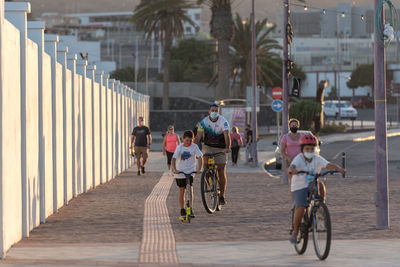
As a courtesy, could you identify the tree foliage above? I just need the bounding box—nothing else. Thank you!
[132,0,195,109]
[169,38,214,82]
[230,14,282,97]
[347,63,393,90]
[289,100,321,130]
[109,66,145,82]
[197,0,234,99]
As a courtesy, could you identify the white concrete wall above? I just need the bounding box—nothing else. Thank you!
[84,77,93,191]
[101,84,107,183]
[42,53,54,219]
[1,19,22,257]
[75,74,84,195]
[93,81,100,187]
[25,38,40,232]
[65,69,73,202]
[0,0,150,257]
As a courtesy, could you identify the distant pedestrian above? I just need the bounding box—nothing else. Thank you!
[163,125,180,175]
[230,127,243,166]
[280,118,304,180]
[245,124,253,164]
[130,116,152,176]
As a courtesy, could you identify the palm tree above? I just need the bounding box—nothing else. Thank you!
[230,14,282,98]
[132,0,195,109]
[198,0,234,100]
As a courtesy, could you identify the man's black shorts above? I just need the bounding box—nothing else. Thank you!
[175,177,193,188]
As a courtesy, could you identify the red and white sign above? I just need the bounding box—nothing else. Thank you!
[272,87,283,100]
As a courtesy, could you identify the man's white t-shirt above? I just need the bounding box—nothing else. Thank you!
[173,143,203,179]
[290,154,329,192]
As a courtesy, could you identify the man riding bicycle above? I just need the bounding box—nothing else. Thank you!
[195,103,230,205]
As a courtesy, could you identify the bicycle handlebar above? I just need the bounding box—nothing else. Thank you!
[297,170,340,178]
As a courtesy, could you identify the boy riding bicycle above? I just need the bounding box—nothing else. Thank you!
[288,134,345,244]
[171,131,203,218]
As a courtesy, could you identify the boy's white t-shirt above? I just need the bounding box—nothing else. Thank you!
[290,153,329,192]
[173,143,203,179]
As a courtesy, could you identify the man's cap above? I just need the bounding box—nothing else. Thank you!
[210,103,219,108]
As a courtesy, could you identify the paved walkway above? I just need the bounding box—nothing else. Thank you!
[0,145,399,266]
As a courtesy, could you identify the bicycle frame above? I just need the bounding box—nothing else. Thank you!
[179,172,196,223]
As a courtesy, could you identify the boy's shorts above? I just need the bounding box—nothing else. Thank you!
[293,186,310,207]
[176,177,193,188]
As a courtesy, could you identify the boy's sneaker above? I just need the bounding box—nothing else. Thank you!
[219,196,226,205]
[141,166,145,174]
[180,209,186,217]
[137,171,141,176]
[189,210,195,218]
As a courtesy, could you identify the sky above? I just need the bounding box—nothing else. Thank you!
[28,0,374,23]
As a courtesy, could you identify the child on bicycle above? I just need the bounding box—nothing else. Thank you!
[171,130,203,218]
[288,134,345,244]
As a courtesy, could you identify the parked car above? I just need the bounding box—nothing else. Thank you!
[272,130,321,169]
[323,100,358,120]
[351,96,374,109]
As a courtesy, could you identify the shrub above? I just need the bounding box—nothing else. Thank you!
[320,121,347,134]
[289,100,321,130]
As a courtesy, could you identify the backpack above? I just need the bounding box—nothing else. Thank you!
[232,138,239,148]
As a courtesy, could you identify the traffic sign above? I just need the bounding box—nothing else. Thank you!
[272,87,283,100]
[272,99,283,112]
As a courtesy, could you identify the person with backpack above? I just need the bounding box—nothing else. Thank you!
[230,126,243,166]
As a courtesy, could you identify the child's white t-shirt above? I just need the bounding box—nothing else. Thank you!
[173,143,203,179]
[290,154,329,192]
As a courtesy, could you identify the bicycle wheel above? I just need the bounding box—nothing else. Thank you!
[312,202,331,260]
[200,169,217,213]
[292,206,308,255]
[216,172,222,211]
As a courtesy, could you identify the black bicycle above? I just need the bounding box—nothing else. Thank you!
[290,170,342,260]
[200,152,225,214]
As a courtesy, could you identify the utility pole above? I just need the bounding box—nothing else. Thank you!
[251,0,258,167]
[281,0,289,184]
[374,0,389,229]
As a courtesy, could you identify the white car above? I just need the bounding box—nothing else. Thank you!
[323,100,358,120]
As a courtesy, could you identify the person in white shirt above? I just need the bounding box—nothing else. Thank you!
[288,134,345,244]
[172,130,203,218]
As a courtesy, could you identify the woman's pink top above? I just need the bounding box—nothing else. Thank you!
[230,133,243,147]
[166,133,178,153]
[281,133,304,160]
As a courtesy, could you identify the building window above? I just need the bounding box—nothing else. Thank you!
[195,13,200,20]
[186,27,192,33]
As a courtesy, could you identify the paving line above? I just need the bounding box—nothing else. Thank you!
[139,172,178,264]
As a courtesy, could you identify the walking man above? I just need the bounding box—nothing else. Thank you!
[130,116,152,176]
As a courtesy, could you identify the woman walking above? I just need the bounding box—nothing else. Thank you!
[163,125,180,175]
[230,127,243,166]
[280,118,304,180]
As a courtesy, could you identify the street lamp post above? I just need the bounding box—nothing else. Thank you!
[336,13,342,120]
[282,0,289,184]
[251,0,258,166]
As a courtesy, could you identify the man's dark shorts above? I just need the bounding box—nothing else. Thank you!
[175,177,193,188]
